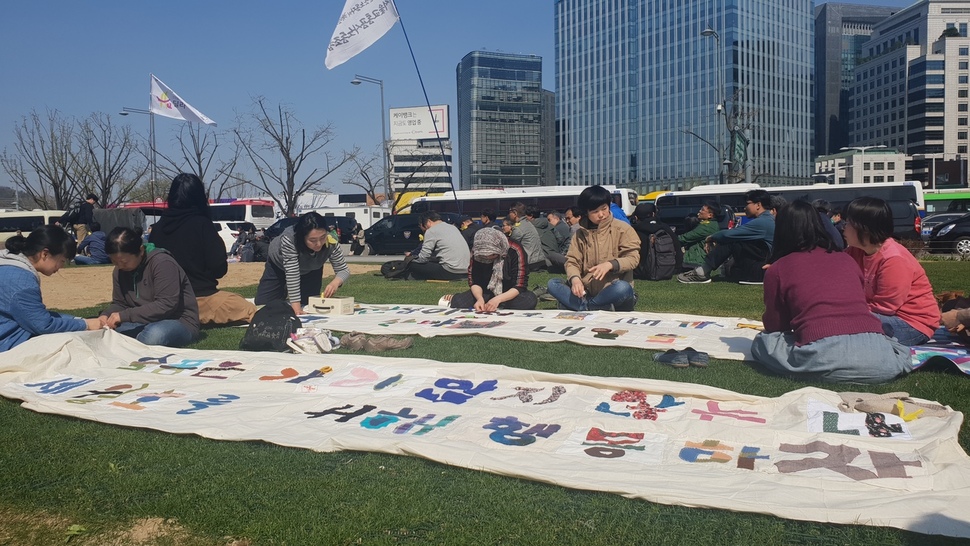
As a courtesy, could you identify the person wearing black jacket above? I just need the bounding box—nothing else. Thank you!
[149,173,257,325]
[630,203,683,279]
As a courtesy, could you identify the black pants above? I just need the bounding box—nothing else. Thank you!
[704,240,771,282]
[254,261,322,306]
[407,261,466,281]
[450,289,538,310]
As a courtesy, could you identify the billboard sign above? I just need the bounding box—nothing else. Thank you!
[389,105,449,140]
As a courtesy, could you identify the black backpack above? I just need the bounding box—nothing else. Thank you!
[239,300,301,352]
[380,256,414,280]
[640,230,678,281]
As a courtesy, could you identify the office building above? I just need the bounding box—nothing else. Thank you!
[456,51,553,189]
[814,3,900,156]
[555,0,815,191]
[849,0,970,188]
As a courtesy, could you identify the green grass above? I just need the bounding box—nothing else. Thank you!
[1,263,969,544]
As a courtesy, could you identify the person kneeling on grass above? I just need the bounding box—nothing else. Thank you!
[100,227,200,348]
[750,200,911,384]
[448,228,537,311]
[546,185,640,311]
[0,226,102,351]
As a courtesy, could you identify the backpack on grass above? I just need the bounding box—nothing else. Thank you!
[239,299,301,352]
[379,256,414,280]
[638,230,678,281]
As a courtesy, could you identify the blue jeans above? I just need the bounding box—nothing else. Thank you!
[115,320,196,347]
[74,255,109,265]
[873,313,930,346]
[546,278,635,311]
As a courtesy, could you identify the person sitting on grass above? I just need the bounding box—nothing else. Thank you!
[546,185,640,311]
[0,226,101,351]
[406,211,470,281]
[255,211,350,316]
[751,200,911,383]
[677,189,775,284]
[74,222,110,265]
[448,228,537,311]
[843,196,939,346]
[100,227,200,347]
[677,200,721,271]
[507,202,546,271]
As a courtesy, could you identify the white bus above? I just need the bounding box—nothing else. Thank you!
[0,210,67,244]
[311,204,392,230]
[408,185,640,218]
[654,181,924,239]
[120,198,277,230]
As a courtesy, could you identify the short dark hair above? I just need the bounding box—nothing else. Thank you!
[769,200,837,263]
[812,199,832,215]
[525,205,540,218]
[702,200,722,220]
[105,226,144,255]
[5,225,77,260]
[418,211,441,228]
[745,189,773,210]
[844,196,894,245]
[566,206,584,218]
[509,202,527,217]
[86,193,99,203]
[577,185,612,213]
[293,212,329,253]
[90,221,101,232]
[769,195,788,211]
[481,209,495,222]
[167,173,211,218]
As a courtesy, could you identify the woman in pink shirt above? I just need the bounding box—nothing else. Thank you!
[843,197,939,346]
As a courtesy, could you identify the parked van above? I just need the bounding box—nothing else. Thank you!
[0,210,67,245]
[363,213,462,255]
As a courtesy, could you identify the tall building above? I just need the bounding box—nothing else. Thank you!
[848,0,970,188]
[814,3,900,156]
[555,0,815,191]
[456,51,552,189]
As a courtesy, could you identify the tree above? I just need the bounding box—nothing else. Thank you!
[341,151,385,204]
[158,124,246,200]
[234,97,357,216]
[942,27,962,39]
[0,109,77,210]
[71,113,146,207]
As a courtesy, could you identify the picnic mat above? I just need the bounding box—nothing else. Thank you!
[2,330,970,538]
[911,329,970,374]
[299,305,763,361]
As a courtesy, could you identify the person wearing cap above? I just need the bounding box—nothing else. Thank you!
[448,228,536,311]
[459,214,481,249]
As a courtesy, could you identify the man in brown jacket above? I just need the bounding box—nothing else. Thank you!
[545,185,640,311]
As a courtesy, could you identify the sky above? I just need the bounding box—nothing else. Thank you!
[0,0,921,197]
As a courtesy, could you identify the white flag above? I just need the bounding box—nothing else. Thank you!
[325,0,400,70]
[149,74,217,126]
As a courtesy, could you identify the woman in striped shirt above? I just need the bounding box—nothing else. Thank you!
[255,212,350,316]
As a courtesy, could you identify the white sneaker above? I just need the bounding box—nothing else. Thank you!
[677,270,711,284]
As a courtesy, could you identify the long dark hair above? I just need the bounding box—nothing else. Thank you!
[167,173,211,218]
[768,200,837,263]
[293,212,328,253]
[5,225,77,260]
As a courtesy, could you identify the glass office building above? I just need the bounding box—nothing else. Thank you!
[457,51,549,189]
[555,0,815,190]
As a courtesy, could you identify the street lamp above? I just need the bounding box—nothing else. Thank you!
[702,27,727,185]
[350,74,391,201]
[840,145,887,184]
[119,106,158,202]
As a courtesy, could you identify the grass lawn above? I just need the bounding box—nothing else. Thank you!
[1,262,969,545]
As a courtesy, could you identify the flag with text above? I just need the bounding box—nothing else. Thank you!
[326,0,400,70]
[149,74,217,126]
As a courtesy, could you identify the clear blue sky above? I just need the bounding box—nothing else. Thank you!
[0,0,919,195]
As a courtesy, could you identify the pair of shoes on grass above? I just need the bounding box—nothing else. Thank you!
[287,328,340,354]
[533,285,556,301]
[653,347,709,368]
[339,331,413,353]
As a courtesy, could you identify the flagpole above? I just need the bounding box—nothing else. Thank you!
[120,106,158,203]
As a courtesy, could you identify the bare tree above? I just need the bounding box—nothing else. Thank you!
[71,113,146,207]
[0,109,77,209]
[341,152,385,204]
[157,124,246,200]
[234,97,357,216]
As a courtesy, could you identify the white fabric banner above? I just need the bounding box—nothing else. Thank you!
[301,305,762,361]
[2,331,970,538]
[325,0,400,70]
[150,74,217,126]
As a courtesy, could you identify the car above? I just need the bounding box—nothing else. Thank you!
[264,215,356,245]
[213,221,256,254]
[921,212,968,241]
[364,212,462,255]
[927,213,970,257]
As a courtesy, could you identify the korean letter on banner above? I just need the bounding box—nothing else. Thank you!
[149,74,217,126]
[326,0,400,70]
